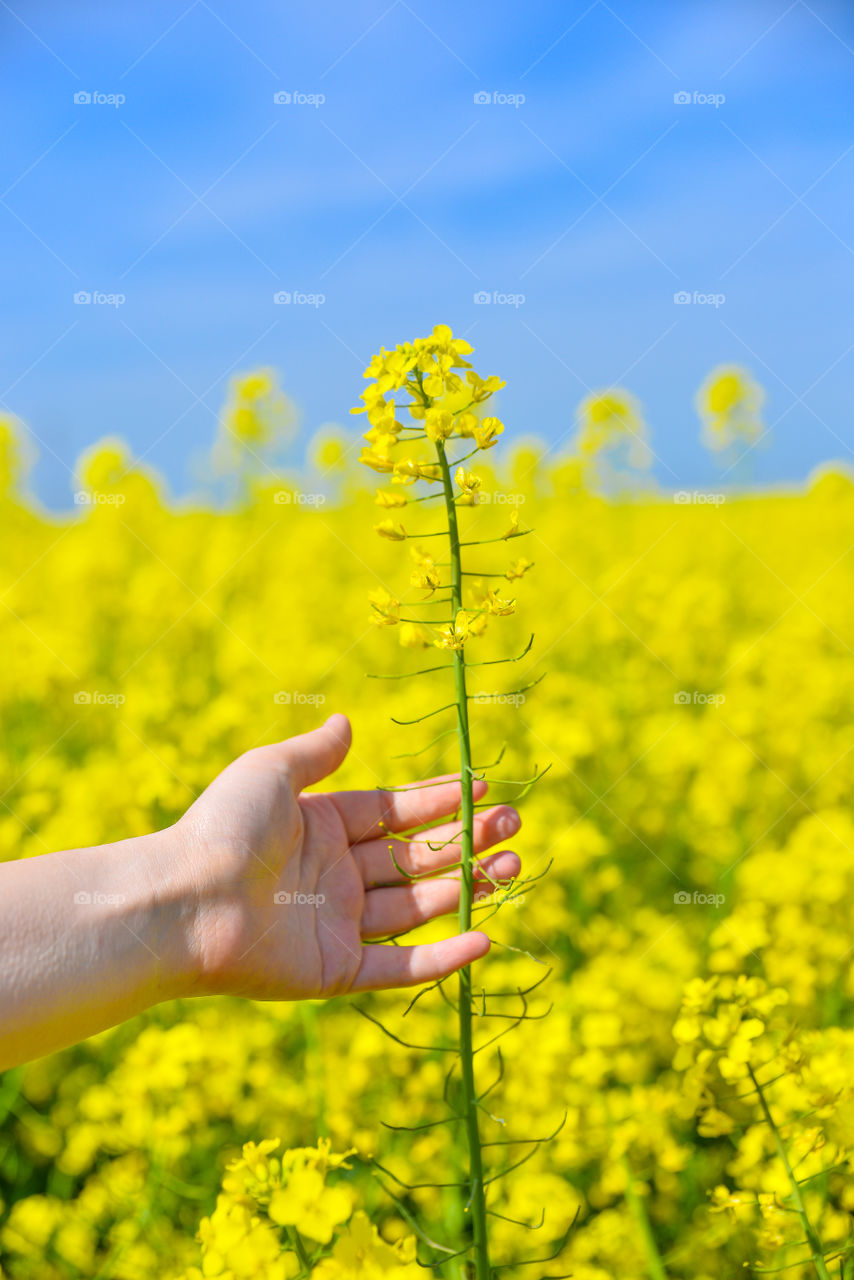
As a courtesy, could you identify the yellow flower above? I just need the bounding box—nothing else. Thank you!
[268,1169,353,1245]
[505,557,533,580]
[223,370,290,445]
[368,589,400,626]
[239,1138,281,1179]
[466,372,505,404]
[363,426,398,454]
[399,622,432,648]
[697,1108,736,1137]
[454,467,482,505]
[374,520,407,541]
[472,417,504,450]
[709,1186,753,1215]
[351,382,387,415]
[435,609,479,650]
[502,510,520,539]
[409,547,441,596]
[311,1212,421,1279]
[576,389,642,456]
[198,1199,290,1278]
[312,433,347,472]
[392,459,441,484]
[696,365,764,451]
[374,489,408,508]
[359,449,395,474]
[481,589,515,616]
[364,400,401,433]
[424,407,454,442]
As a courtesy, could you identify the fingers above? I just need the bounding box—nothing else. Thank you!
[350,931,492,993]
[276,714,352,792]
[361,849,521,938]
[331,773,488,846]
[356,804,521,887]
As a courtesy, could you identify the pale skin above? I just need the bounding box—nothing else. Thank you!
[0,714,521,1071]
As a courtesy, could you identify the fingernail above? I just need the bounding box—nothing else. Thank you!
[498,809,520,838]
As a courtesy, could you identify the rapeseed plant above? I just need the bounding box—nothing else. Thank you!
[354,325,556,1278]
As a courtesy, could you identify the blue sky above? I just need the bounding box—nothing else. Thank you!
[1,0,853,505]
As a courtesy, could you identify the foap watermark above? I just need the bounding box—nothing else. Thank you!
[674,290,725,308]
[474,91,525,108]
[674,890,725,908]
[477,492,525,506]
[673,491,725,506]
[74,290,126,307]
[474,290,525,307]
[273,290,325,307]
[273,891,326,906]
[74,691,126,706]
[472,692,527,708]
[474,887,525,907]
[273,491,326,507]
[273,90,325,107]
[74,490,126,506]
[74,890,127,905]
[674,691,725,707]
[673,90,725,108]
[74,90,125,107]
[274,691,326,706]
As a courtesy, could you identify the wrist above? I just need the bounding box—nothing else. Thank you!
[0,826,200,1069]
[118,825,202,1004]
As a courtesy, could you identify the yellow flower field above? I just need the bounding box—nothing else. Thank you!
[1,389,853,1278]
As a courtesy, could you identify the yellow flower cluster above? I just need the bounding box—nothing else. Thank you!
[354,327,528,657]
[354,323,505,468]
[696,365,764,452]
[353,323,505,491]
[170,1138,420,1280]
[0,401,853,1278]
[673,975,854,1273]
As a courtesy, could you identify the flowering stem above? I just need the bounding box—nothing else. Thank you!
[747,1066,831,1280]
[436,437,491,1280]
[286,1225,312,1276]
[621,1158,668,1280]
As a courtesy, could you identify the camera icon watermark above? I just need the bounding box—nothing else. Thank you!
[273,491,326,506]
[73,90,125,107]
[274,691,326,706]
[273,90,325,107]
[474,887,526,907]
[273,290,325,307]
[73,691,127,706]
[473,91,525,108]
[73,290,125,307]
[673,90,725,108]
[673,290,725,307]
[473,290,525,307]
[471,691,527,707]
[273,891,326,906]
[477,492,525,506]
[674,890,725,907]
[674,690,725,707]
[73,890,127,905]
[673,491,725,506]
[74,490,126,506]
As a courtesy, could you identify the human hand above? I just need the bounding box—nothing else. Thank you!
[174,714,521,999]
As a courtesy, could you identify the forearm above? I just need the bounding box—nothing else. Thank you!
[0,830,193,1070]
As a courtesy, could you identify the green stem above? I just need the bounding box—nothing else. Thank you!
[747,1066,831,1280]
[437,437,491,1280]
[622,1158,668,1280]
[286,1225,312,1276]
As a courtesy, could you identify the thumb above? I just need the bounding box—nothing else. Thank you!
[280,713,352,792]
